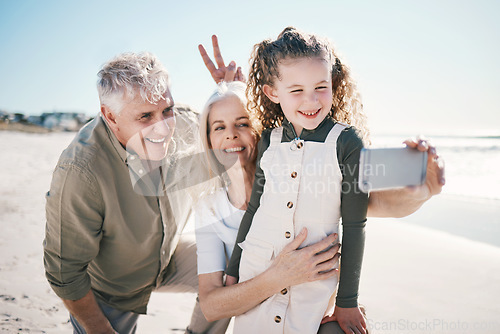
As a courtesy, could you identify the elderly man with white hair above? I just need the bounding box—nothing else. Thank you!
[43,52,227,334]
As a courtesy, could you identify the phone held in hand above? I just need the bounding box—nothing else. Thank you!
[358,147,427,193]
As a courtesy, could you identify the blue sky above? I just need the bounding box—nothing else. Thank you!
[0,0,499,135]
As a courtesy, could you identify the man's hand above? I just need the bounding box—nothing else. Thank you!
[198,35,245,83]
[324,305,367,334]
[62,290,116,334]
[403,136,445,200]
[368,136,446,218]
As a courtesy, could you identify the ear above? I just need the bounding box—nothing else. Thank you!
[101,105,119,131]
[262,84,280,104]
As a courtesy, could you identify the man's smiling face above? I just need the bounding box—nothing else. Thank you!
[104,90,176,161]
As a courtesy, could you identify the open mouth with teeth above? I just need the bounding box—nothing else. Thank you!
[145,137,166,144]
[223,147,245,153]
[298,109,321,117]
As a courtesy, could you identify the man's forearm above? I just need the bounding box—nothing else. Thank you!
[367,188,429,218]
[62,290,116,334]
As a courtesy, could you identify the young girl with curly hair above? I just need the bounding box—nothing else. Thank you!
[225,27,370,334]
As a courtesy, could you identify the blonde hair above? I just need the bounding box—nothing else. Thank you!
[198,81,261,196]
[97,52,170,114]
[246,26,370,144]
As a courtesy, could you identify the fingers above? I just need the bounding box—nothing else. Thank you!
[224,61,237,82]
[320,314,337,324]
[282,227,308,252]
[436,156,446,185]
[314,243,340,266]
[404,135,431,152]
[235,67,246,83]
[306,232,338,255]
[315,252,340,274]
[198,44,217,75]
[211,35,225,69]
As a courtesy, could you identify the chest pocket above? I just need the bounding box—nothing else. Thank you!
[238,237,275,283]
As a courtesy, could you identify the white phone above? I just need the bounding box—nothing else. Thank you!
[358,146,427,193]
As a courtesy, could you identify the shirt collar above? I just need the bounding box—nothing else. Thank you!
[281,115,333,141]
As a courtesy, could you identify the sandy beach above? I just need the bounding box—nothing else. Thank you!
[1,130,499,333]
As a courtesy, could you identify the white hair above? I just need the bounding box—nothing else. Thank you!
[97,52,170,114]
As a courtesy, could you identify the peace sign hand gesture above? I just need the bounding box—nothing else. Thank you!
[198,35,245,84]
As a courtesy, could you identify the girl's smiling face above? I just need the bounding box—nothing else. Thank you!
[208,96,258,168]
[263,57,333,135]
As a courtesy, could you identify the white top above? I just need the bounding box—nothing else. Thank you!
[194,188,245,274]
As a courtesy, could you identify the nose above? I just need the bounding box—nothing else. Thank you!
[304,90,319,104]
[152,114,175,136]
[225,127,238,140]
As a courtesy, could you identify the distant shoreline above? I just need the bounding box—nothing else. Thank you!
[0,121,52,133]
[0,121,79,134]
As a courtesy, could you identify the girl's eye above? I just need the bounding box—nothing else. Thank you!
[316,86,328,90]
[214,126,224,131]
[290,89,302,93]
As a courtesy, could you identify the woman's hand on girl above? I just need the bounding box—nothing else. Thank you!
[268,228,340,287]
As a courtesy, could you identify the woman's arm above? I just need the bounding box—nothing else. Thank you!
[198,228,340,321]
[367,137,445,218]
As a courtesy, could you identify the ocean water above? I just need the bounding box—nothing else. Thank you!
[370,133,500,200]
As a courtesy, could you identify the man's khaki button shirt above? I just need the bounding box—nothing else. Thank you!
[43,106,203,314]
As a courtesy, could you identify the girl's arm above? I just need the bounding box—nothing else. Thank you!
[198,228,340,321]
[334,127,369,334]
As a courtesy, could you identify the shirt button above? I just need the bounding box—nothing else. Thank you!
[291,171,297,178]
[285,231,291,238]
[162,250,166,255]
[297,141,303,149]
[281,288,288,295]
[130,156,135,160]
[274,315,282,323]
[287,201,293,209]
[139,169,144,175]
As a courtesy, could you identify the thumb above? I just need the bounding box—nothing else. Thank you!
[282,227,307,252]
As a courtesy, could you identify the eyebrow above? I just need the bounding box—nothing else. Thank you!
[286,80,330,89]
[162,105,174,113]
[211,116,249,125]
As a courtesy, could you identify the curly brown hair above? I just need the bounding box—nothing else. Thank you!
[246,27,370,144]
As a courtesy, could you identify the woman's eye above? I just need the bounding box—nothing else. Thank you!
[214,126,224,131]
[316,86,328,90]
[140,113,152,120]
[237,123,249,128]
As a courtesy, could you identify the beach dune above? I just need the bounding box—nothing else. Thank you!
[1,131,499,333]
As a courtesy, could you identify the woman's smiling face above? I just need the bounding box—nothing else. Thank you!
[208,96,258,169]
